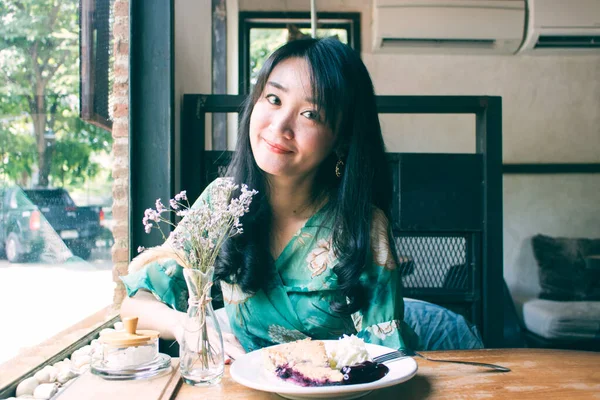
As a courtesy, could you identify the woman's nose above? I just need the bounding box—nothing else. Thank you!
[269,110,294,139]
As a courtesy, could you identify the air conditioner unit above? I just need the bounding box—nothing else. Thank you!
[518,0,600,54]
[372,0,526,54]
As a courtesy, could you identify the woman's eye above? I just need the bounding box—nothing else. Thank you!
[301,110,320,121]
[266,94,281,105]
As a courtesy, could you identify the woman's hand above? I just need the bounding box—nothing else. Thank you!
[210,329,246,364]
[122,290,246,363]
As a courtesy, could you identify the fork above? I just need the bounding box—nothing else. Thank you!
[373,348,511,372]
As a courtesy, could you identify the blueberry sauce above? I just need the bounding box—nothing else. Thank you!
[275,365,341,387]
[341,361,389,385]
[273,361,389,387]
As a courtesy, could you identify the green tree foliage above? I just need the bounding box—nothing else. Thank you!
[51,117,109,186]
[0,0,112,188]
[249,29,288,86]
[0,121,36,185]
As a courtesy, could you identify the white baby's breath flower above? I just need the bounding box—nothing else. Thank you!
[155,199,166,213]
[175,190,187,201]
[144,208,160,222]
[141,180,258,272]
[137,246,145,253]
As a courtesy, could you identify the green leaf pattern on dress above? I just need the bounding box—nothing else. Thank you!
[268,325,309,344]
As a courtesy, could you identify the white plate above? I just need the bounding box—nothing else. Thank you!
[230,341,418,400]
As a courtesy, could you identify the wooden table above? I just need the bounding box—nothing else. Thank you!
[176,349,600,399]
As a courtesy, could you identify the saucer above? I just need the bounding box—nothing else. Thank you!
[91,353,172,380]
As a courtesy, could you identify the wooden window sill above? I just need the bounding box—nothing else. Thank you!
[0,306,118,394]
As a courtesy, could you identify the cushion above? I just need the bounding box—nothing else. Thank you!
[403,298,484,351]
[531,234,600,301]
[523,299,600,340]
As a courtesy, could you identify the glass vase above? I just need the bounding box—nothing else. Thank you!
[180,266,224,386]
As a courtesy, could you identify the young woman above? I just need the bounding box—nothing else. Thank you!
[120,38,418,360]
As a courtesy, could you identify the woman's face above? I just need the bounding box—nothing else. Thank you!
[249,57,336,182]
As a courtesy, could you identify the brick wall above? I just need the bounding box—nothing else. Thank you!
[111,0,130,311]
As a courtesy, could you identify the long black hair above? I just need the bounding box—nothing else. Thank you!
[214,38,393,314]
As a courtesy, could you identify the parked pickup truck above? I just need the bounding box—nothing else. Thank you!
[0,187,104,262]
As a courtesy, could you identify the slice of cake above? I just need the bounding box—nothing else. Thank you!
[263,339,344,386]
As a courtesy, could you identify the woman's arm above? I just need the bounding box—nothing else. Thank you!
[352,208,419,350]
[119,178,246,357]
[120,289,184,340]
[120,289,247,361]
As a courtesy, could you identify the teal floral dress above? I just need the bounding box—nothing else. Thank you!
[121,179,418,353]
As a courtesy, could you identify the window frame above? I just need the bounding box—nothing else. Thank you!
[0,0,173,394]
[238,11,361,95]
[0,310,118,397]
[80,0,114,131]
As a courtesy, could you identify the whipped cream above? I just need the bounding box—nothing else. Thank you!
[327,335,370,369]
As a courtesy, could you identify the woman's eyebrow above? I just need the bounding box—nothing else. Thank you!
[266,81,287,92]
[266,80,316,104]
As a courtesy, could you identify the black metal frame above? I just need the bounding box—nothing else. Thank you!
[212,0,228,150]
[503,163,600,174]
[1,3,172,394]
[79,0,113,130]
[181,94,505,348]
[129,0,175,257]
[524,330,600,352]
[238,11,361,94]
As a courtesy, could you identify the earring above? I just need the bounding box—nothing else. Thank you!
[335,159,344,178]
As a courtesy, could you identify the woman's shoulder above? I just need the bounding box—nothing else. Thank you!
[369,206,393,244]
[370,205,391,229]
[369,206,397,270]
[127,244,180,274]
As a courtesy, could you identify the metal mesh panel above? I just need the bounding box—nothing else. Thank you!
[217,165,228,177]
[395,235,471,291]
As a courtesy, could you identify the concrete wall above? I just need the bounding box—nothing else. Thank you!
[175,0,213,189]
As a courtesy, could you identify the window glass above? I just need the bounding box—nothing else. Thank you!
[249,28,349,88]
[0,0,115,376]
[23,189,76,207]
[240,13,359,94]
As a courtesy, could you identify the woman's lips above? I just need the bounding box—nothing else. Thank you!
[264,138,292,154]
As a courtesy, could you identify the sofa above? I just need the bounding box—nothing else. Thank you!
[510,234,600,350]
